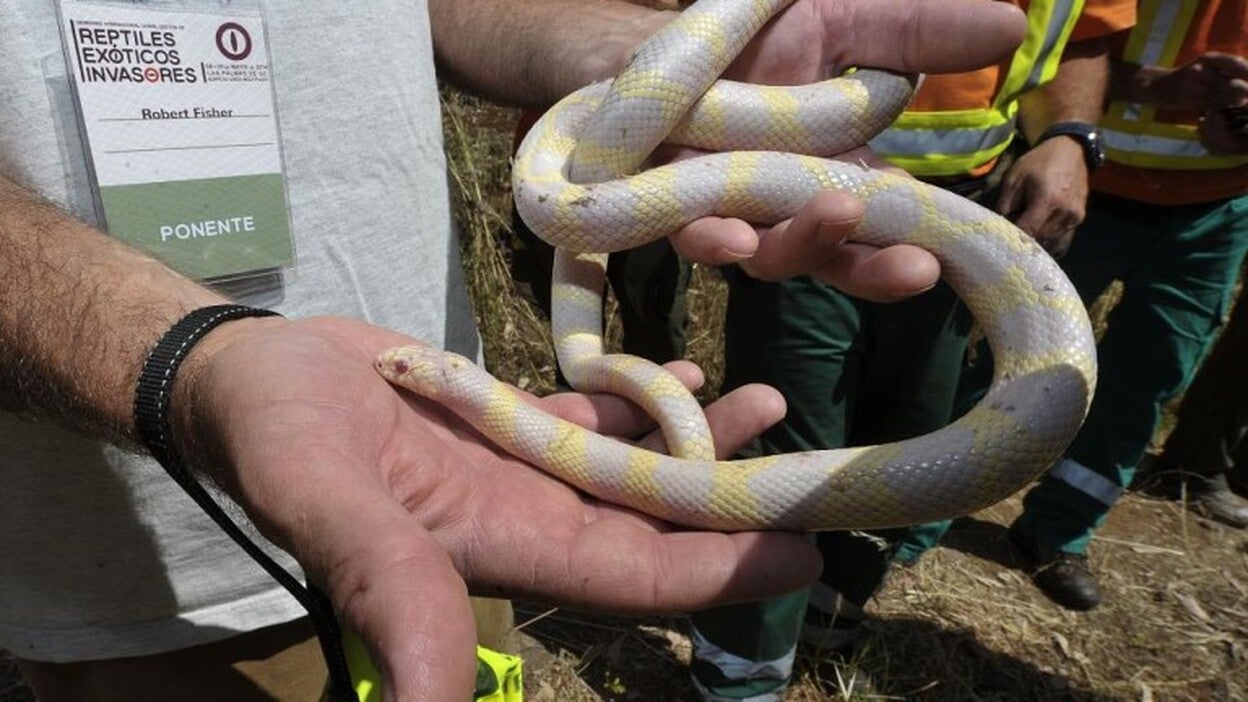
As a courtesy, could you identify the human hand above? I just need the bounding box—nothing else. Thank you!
[1145,52,1248,112]
[172,315,821,701]
[995,136,1090,257]
[667,0,1028,300]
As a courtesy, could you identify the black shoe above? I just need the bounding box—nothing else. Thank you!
[1190,474,1248,529]
[1007,524,1102,611]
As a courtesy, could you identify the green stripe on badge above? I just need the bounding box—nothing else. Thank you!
[99,173,294,280]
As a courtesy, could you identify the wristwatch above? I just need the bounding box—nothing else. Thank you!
[1035,121,1106,172]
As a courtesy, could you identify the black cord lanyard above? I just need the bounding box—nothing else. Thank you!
[133,305,359,701]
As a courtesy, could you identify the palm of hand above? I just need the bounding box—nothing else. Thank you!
[184,315,817,699]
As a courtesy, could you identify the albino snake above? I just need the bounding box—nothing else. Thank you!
[377,0,1097,531]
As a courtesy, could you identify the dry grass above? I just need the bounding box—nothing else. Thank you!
[3,88,1244,702]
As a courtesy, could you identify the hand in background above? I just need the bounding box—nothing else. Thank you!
[1147,52,1248,112]
[995,137,1090,258]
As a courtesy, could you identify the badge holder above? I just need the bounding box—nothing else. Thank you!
[57,0,295,298]
[56,3,354,699]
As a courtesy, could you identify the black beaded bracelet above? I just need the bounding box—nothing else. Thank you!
[133,304,281,468]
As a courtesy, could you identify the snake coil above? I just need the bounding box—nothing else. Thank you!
[378,0,1097,531]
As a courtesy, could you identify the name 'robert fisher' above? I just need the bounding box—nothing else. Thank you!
[140,107,235,119]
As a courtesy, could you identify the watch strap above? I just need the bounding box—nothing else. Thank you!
[1035,121,1105,172]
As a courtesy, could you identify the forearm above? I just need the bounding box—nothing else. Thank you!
[428,0,675,106]
[1019,37,1112,141]
[0,175,225,444]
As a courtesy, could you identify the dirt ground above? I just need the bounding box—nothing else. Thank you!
[512,488,1247,702]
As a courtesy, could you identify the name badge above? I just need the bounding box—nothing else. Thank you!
[58,0,294,281]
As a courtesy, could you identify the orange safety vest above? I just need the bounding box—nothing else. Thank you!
[1093,0,1248,204]
[870,0,1137,177]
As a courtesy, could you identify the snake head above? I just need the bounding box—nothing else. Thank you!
[376,344,445,398]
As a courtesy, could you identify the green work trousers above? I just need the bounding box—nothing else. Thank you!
[1157,257,1248,482]
[903,192,1248,557]
[688,271,971,700]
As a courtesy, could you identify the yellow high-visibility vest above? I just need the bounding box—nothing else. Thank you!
[1099,0,1248,171]
[870,0,1086,176]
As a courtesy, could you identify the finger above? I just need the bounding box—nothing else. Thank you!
[1047,229,1075,260]
[811,242,940,302]
[330,509,478,702]
[539,359,706,434]
[277,450,479,702]
[1031,203,1083,254]
[1220,77,1248,108]
[1201,111,1248,153]
[739,189,866,281]
[670,216,761,265]
[505,517,823,614]
[1011,201,1050,241]
[834,0,1027,75]
[637,383,786,458]
[1203,52,1248,81]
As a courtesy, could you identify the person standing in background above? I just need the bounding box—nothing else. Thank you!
[1137,259,1248,529]
[952,0,1248,612]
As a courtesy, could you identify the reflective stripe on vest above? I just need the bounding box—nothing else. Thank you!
[1050,457,1124,506]
[870,0,1084,176]
[1101,0,1248,170]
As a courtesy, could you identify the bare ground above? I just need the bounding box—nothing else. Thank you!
[510,493,1247,702]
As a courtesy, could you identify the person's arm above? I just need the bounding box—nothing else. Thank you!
[1111,52,1248,109]
[996,36,1113,256]
[0,170,822,699]
[1017,40,1113,142]
[429,0,672,106]
[1112,51,1248,154]
[429,0,1028,108]
[0,176,233,439]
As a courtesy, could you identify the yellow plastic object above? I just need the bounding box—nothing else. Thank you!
[343,631,523,701]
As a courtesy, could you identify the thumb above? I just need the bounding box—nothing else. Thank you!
[311,492,479,702]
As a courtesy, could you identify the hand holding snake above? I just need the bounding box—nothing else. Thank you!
[381,0,1092,532]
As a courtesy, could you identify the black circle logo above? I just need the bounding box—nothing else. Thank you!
[215,22,252,61]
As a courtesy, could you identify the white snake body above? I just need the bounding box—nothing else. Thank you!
[377,0,1098,531]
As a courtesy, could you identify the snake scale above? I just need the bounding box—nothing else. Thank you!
[377,0,1098,531]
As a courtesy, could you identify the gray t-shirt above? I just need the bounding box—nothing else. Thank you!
[0,1,480,661]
